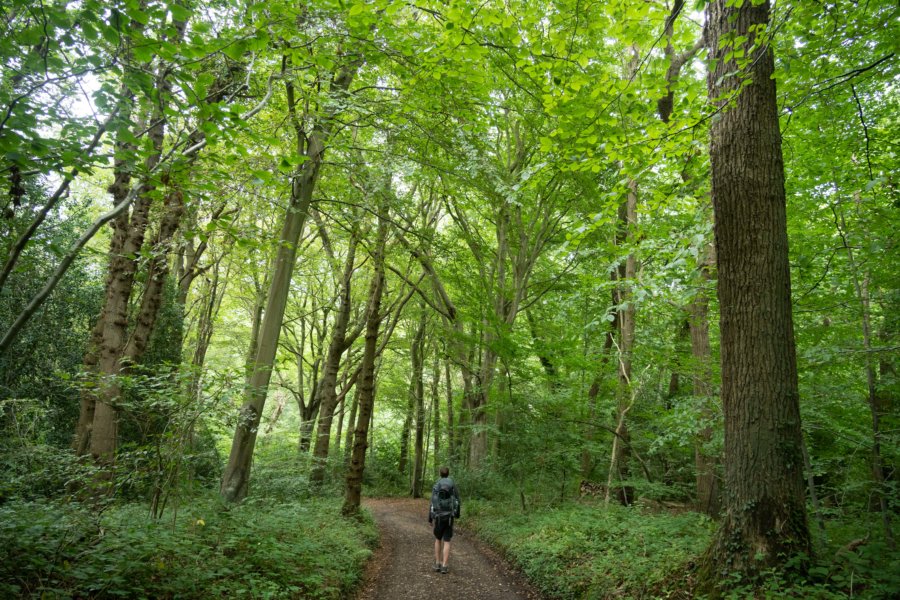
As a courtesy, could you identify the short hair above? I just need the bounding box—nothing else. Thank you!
[440,466,449,478]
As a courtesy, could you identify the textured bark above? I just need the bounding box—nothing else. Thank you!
[699,0,810,586]
[84,169,157,462]
[122,188,185,363]
[81,11,188,460]
[342,217,387,516]
[220,63,357,503]
[73,93,140,455]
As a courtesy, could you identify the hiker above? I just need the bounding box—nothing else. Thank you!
[428,466,461,574]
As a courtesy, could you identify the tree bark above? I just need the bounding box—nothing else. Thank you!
[606,173,637,506]
[444,348,456,464]
[410,309,427,498]
[699,0,810,586]
[432,350,441,476]
[398,371,413,475]
[220,61,357,502]
[310,234,361,484]
[342,216,387,516]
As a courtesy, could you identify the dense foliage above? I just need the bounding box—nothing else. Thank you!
[1,0,896,597]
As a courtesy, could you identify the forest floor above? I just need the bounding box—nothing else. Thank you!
[356,497,543,600]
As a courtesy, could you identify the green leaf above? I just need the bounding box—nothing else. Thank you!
[170,3,191,22]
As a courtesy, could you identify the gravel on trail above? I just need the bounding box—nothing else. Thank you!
[355,497,543,600]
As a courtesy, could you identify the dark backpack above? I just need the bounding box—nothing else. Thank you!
[432,479,458,519]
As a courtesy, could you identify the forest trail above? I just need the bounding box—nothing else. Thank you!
[356,498,542,600]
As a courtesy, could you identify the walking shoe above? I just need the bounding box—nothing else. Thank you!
[432,562,441,572]
[440,564,449,574]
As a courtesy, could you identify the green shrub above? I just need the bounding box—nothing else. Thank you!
[465,498,900,599]
[0,495,377,599]
[464,499,716,599]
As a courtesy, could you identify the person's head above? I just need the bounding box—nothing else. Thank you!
[440,466,449,478]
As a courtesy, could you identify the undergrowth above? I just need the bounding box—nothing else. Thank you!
[0,494,378,599]
[464,499,715,599]
[464,499,900,599]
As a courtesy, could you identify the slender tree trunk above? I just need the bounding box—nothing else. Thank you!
[606,174,637,506]
[344,390,358,460]
[220,64,357,503]
[220,190,309,501]
[581,310,618,480]
[122,188,186,363]
[342,217,387,516]
[444,349,455,464]
[398,379,413,474]
[189,259,226,402]
[699,0,810,585]
[432,351,441,476]
[831,206,894,548]
[411,310,427,497]
[310,237,360,484]
[801,433,828,551]
[244,284,267,384]
[469,351,497,467]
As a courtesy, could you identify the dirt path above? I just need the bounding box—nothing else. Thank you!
[355,498,542,600]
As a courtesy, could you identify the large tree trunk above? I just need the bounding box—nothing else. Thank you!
[410,310,427,498]
[85,12,191,465]
[342,216,387,516]
[699,0,810,586]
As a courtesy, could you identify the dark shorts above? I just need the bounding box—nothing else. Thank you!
[433,515,454,541]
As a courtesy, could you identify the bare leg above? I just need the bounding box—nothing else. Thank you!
[442,541,451,566]
[434,538,442,564]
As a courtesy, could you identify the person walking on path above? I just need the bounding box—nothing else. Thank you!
[429,466,461,574]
